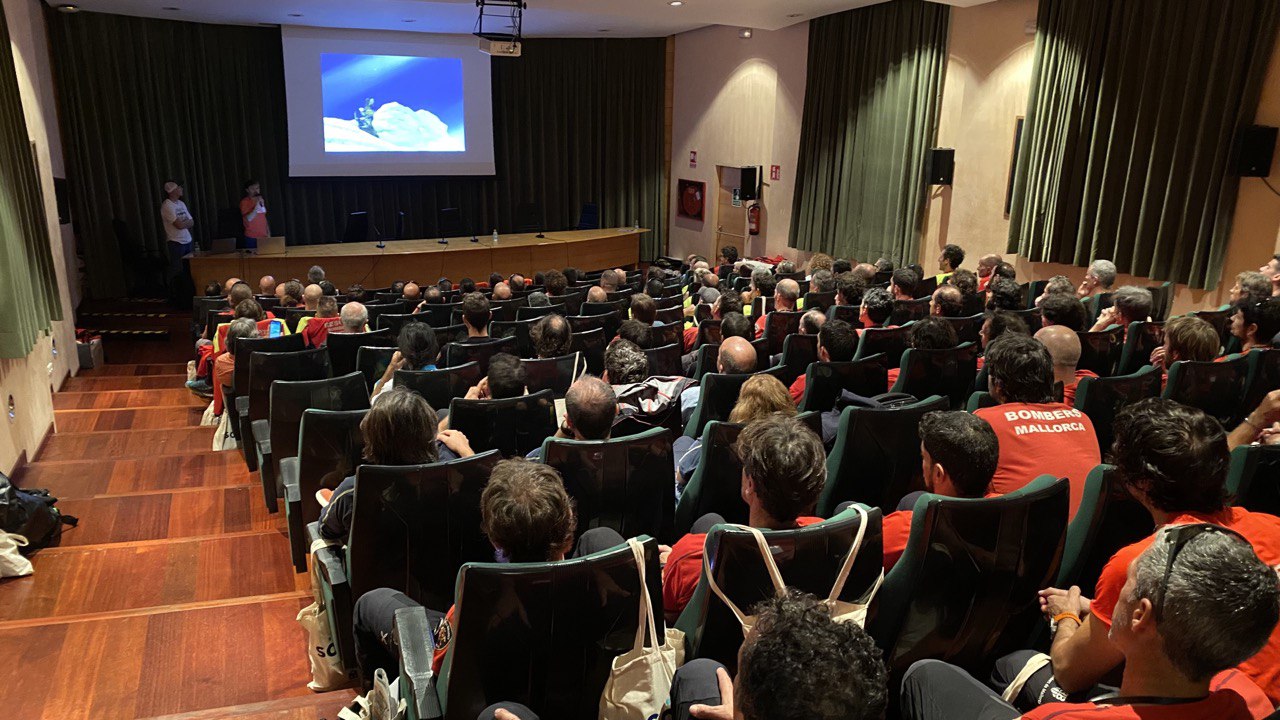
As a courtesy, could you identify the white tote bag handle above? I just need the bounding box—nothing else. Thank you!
[704,524,785,632]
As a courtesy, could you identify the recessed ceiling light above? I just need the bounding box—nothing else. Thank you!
[402,18,416,22]
[786,13,802,18]
[161,5,179,9]
[288,12,303,17]
[668,1,683,6]
[738,28,753,38]
[54,3,79,11]
[598,28,611,32]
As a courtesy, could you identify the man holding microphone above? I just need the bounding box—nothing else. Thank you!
[239,178,269,249]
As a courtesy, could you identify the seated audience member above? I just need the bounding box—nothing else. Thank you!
[280,280,304,308]
[1230,270,1271,304]
[618,318,659,350]
[743,269,777,317]
[851,262,878,285]
[1039,293,1088,332]
[258,275,275,295]
[586,285,609,303]
[1035,325,1096,406]
[776,260,798,276]
[527,291,550,308]
[491,282,513,302]
[459,277,477,294]
[1090,285,1152,333]
[662,414,827,619]
[720,311,753,342]
[303,283,323,311]
[391,281,406,297]
[337,302,368,334]
[682,291,742,354]
[400,282,421,304]
[562,267,580,285]
[980,310,1031,354]
[789,319,857,405]
[599,269,620,292]
[987,277,1024,312]
[890,268,919,301]
[1034,275,1075,306]
[696,272,721,305]
[770,279,801,326]
[948,269,982,312]
[976,254,1002,291]
[487,272,503,289]
[421,285,442,304]
[1150,315,1220,383]
[603,338,649,386]
[931,284,965,318]
[806,252,834,277]
[679,335,758,424]
[993,261,1017,281]
[606,338,693,428]
[452,352,527,409]
[301,295,342,348]
[319,388,474,541]
[345,284,368,303]
[318,280,337,297]
[349,459,625,687]
[832,258,853,275]
[937,243,965,281]
[529,314,572,359]
[885,316,959,390]
[857,287,895,335]
[204,281,223,297]
[719,244,739,272]
[437,277,452,294]
[526,376,617,460]
[223,276,242,294]
[1260,253,1280,297]
[799,309,826,337]
[810,269,836,295]
[902,518,1280,719]
[456,292,492,342]
[371,323,440,402]
[674,373,796,499]
[1077,259,1117,299]
[543,270,568,297]
[508,273,526,292]
[1231,296,1280,354]
[630,293,659,326]
[875,258,895,273]
[1229,389,1280,450]
[832,271,868,315]
[995,398,1280,710]
[646,277,667,299]
[882,411,997,570]
[212,318,260,416]
[307,265,326,285]
[214,298,286,352]
[973,334,1099,517]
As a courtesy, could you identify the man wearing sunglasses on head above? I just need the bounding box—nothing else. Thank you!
[979,398,1280,711]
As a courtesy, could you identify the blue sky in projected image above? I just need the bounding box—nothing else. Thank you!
[320,53,464,131]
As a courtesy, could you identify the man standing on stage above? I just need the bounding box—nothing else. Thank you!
[240,179,269,249]
[160,180,194,301]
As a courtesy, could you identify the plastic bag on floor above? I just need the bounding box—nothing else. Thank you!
[0,532,32,577]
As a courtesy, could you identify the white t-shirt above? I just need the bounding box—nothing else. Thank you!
[161,198,193,244]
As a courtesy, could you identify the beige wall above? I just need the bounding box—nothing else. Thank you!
[668,23,809,262]
[0,0,79,475]
[921,0,1280,316]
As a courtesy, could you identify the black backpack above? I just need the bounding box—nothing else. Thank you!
[0,474,78,554]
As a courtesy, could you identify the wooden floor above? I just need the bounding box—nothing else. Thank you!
[1,335,356,718]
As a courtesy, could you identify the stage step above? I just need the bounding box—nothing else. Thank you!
[55,406,206,432]
[55,485,281,546]
[38,426,216,462]
[54,388,208,411]
[17,451,249,498]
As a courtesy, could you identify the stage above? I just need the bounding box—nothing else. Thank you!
[187,227,649,288]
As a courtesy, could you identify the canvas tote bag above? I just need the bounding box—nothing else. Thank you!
[297,538,352,691]
[599,538,686,720]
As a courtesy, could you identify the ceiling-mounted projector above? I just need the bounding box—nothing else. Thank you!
[478,38,522,56]
[475,0,525,57]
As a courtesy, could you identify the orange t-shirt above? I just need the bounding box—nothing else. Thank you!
[1062,369,1099,407]
[682,326,698,353]
[882,510,913,570]
[789,375,807,406]
[973,402,1099,518]
[1021,669,1273,719]
[1091,508,1280,705]
[301,316,343,348]
[240,196,269,239]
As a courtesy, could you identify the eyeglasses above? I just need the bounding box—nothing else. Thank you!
[1152,523,1247,621]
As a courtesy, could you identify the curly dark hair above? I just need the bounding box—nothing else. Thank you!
[985,334,1054,404]
[909,316,958,350]
[543,270,568,296]
[1111,398,1227,514]
[861,287,894,325]
[940,244,965,271]
[736,414,825,522]
[481,458,576,563]
[738,591,888,720]
[986,277,1023,311]
[1040,293,1087,331]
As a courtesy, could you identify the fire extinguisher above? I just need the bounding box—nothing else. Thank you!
[747,202,761,236]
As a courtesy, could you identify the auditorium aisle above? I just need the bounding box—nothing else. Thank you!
[0,314,356,719]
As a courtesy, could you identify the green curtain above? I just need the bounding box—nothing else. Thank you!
[1009,0,1280,290]
[0,5,61,358]
[789,0,949,265]
[47,11,666,298]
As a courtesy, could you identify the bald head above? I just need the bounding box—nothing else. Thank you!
[492,282,512,301]
[1035,325,1081,369]
[224,277,242,293]
[703,273,719,289]
[402,282,421,301]
[776,279,800,310]
[718,336,757,374]
[564,375,618,441]
[587,286,608,303]
[303,284,323,310]
[978,254,1003,278]
[340,302,368,332]
[258,275,276,294]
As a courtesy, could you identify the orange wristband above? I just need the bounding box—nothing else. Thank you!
[1053,612,1082,626]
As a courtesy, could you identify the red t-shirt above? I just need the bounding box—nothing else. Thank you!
[302,316,343,348]
[662,517,824,616]
[1092,508,1280,705]
[789,375,807,405]
[240,196,269,238]
[754,314,766,339]
[682,326,698,353]
[886,367,900,392]
[978,275,991,292]
[1021,669,1273,719]
[1062,369,1099,407]
[882,510,913,570]
[973,403,1100,518]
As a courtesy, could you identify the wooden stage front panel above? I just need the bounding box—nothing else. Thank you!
[188,228,647,287]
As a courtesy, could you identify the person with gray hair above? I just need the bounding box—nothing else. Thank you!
[338,302,368,333]
[1034,275,1075,306]
[527,291,550,308]
[1077,259,1117,299]
[525,376,618,460]
[799,309,826,336]
[1090,285,1152,333]
[603,338,648,385]
[608,338,695,428]
[307,265,326,285]
[1230,270,1271,304]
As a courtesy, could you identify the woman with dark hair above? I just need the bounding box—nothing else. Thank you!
[240,178,269,244]
[371,322,439,402]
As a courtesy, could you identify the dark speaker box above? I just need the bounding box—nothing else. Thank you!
[1236,125,1277,177]
[740,166,760,201]
[926,148,954,185]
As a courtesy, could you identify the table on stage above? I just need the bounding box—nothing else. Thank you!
[187,227,649,288]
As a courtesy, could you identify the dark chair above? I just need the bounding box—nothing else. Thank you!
[854,325,912,367]
[417,302,461,328]
[655,306,683,325]
[355,346,397,393]
[1073,366,1162,452]
[818,395,950,515]
[652,322,682,348]
[1010,307,1041,327]
[643,343,683,377]
[395,363,484,412]
[803,290,837,312]
[1227,444,1280,516]
[654,294,684,309]
[732,276,751,292]
[378,313,427,336]
[750,296,776,318]
[1083,292,1114,326]
[694,303,714,323]
[778,333,818,386]
[1056,465,1152,590]
[522,353,586,397]
[868,476,1069,678]
[313,452,502,672]
[442,337,518,373]
[692,344,720,381]
[797,356,890,414]
[961,292,987,316]
[253,372,369,515]
[433,324,468,348]
[421,538,661,720]
[284,307,315,333]
[684,367,789,438]
[557,291,585,316]
[363,302,407,330]
[541,427,675,543]
[890,298,931,326]
[238,347,332,478]
[1076,326,1124,377]
[327,328,395,377]
[489,319,539,359]
[1116,320,1164,376]
[965,391,999,411]
[516,303,566,321]
[1190,306,1234,350]
[569,327,606,375]
[1162,355,1251,428]
[917,275,939,298]
[1243,348,1280,417]
[1024,279,1050,309]
[889,343,979,410]
[567,313,609,336]
[1147,281,1174,322]
[674,507,883,673]
[761,311,805,356]
[581,299,627,317]
[448,389,557,457]
[941,313,984,346]
[281,409,368,572]
[829,305,860,325]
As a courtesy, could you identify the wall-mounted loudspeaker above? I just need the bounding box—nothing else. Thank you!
[1235,125,1277,177]
[925,148,954,186]
[740,166,761,201]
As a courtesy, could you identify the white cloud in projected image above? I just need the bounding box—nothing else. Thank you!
[321,53,466,153]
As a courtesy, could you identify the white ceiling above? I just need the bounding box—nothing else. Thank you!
[47,0,994,38]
